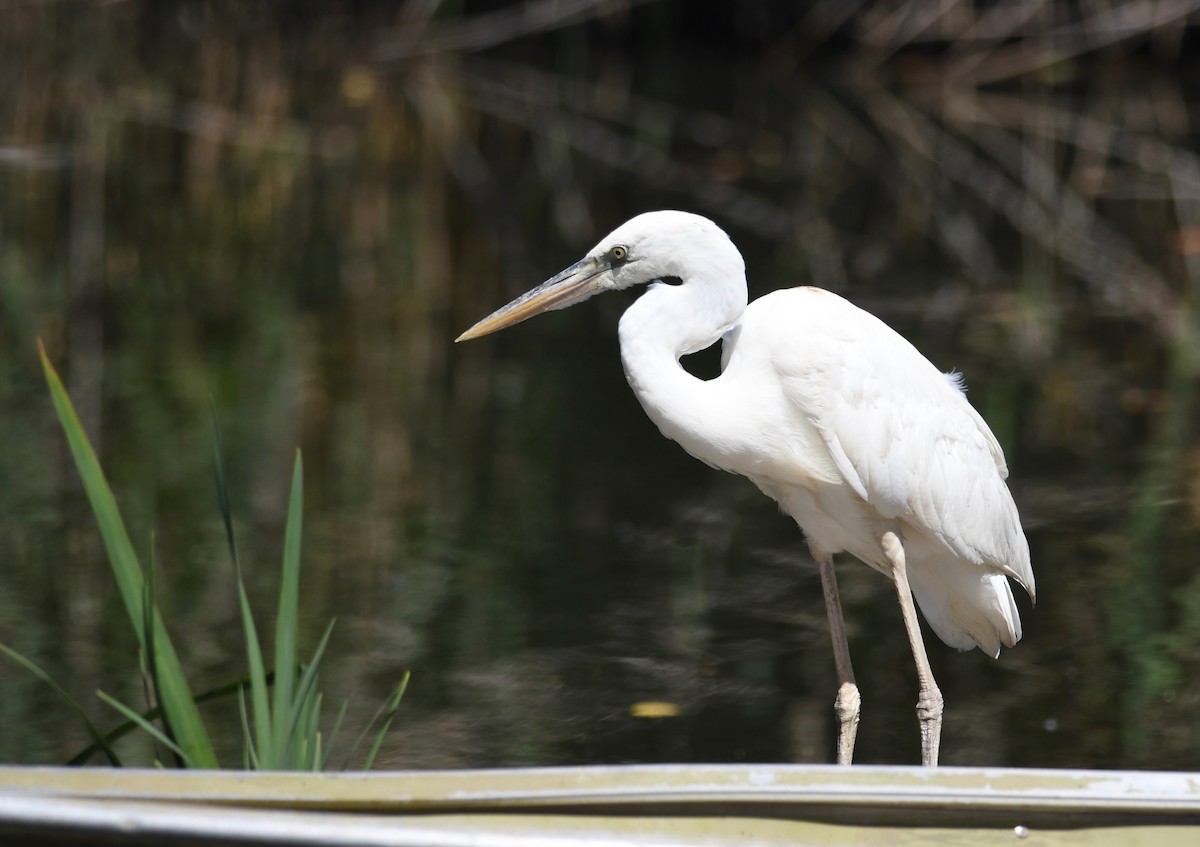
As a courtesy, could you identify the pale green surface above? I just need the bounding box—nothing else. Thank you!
[1,800,1197,847]
[2,765,1200,845]
[3,764,1200,812]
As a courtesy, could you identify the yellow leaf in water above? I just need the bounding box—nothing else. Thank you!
[629,701,681,719]
[341,67,377,106]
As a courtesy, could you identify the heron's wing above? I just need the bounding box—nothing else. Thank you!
[762,289,1032,593]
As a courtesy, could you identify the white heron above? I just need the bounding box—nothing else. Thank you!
[456,210,1034,767]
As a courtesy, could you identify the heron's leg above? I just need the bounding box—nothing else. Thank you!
[881,531,943,767]
[815,551,860,765]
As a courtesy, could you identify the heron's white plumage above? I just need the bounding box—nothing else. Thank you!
[604,213,1033,657]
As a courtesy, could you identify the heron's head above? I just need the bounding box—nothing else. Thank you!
[456,211,745,342]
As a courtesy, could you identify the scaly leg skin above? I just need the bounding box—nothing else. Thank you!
[881,531,944,767]
[815,551,860,765]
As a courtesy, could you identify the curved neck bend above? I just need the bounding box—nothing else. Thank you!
[617,266,748,450]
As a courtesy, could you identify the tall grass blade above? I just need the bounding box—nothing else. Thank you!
[236,686,260,770]
[39,343,218,768]
[361,671,411,771]
[211,406,274,767]
[282,618,336,764]
[236,576,272,766]
[139,536,182,767]
[210,405,243,580]
[97,690,193,768]
[0,643,122,766]
[320,699,350,771]
[137,539,157,725]
[307,692,324,772]
[66,673,273,765]
[293,690,317,770]
[270,450,304,763]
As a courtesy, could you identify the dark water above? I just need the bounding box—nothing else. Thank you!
[3,3,1200,771]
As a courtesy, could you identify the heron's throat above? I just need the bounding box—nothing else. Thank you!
[617,277,745,450]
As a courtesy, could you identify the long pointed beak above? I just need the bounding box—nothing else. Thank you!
[456,256,608,342]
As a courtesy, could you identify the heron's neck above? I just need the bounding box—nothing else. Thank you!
[617,277,746,449]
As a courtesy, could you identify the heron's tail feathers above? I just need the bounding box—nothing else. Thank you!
[904,544,1024,659]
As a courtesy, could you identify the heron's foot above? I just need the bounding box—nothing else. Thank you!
[834,681,861,765]
[916,685,943,767]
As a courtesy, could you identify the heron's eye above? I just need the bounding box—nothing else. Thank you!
[610,245,628,262]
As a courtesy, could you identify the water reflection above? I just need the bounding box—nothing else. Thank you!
[2,3,1199,770]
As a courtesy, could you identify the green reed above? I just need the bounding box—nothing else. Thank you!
[0,346,407,769]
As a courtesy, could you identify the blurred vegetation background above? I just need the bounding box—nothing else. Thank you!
[2,0,1200,770]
